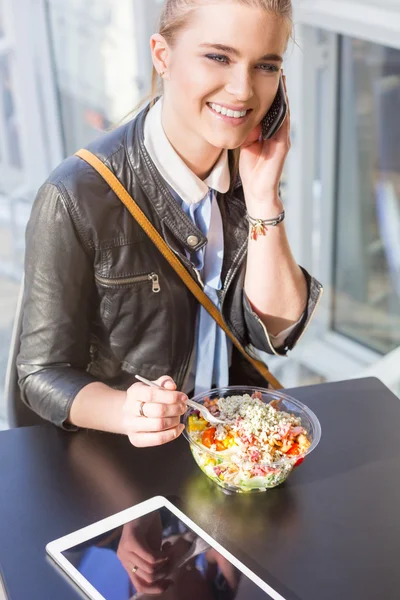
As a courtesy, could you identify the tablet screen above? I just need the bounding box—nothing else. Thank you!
[61,505,271,599]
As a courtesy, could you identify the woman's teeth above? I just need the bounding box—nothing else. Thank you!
[208,103,248,118]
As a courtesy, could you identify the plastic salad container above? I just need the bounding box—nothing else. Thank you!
[183,386,321,493]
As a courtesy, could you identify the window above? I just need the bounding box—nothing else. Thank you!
[0,0,4,38]
[0,0,63,426]
[0,54,23,170]
[45,0,141,155]
[333,38,400,355]
[277,20,400,391]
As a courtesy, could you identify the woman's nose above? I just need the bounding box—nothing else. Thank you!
[225,69,254,102]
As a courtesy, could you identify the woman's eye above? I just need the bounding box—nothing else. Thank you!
[206,55,280,73]
[258,64,280,73]
[206,54,229,64]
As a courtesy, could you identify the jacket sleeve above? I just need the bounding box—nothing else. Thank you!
[17,183,98,428]
[242,266,323,356]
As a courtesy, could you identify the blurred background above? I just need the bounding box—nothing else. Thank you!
[0,0,399,428]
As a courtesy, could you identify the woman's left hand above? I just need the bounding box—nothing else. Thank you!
[239,75,291,207]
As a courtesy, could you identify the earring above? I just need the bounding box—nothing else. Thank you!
[159,70,165,77]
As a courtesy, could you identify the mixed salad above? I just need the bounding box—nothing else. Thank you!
[187,392,311,491]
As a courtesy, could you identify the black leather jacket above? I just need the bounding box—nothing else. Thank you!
[17,102,323,428]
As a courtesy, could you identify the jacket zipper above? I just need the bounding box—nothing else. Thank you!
[193,268,204,288]
[252,314,280,357]
[220,239,248,313]
[95,272,161,293]
[180,337,196,393]
[172,248,205,288]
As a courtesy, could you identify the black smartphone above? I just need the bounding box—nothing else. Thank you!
[261,74,288,140]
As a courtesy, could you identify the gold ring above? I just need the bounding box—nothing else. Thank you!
[131,564,139,574]
[139,401,146,418]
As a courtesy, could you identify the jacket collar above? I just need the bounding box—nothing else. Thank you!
[126,100,208,253]
[143,96,230,206]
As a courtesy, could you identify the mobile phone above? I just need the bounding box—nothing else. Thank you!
[261,74,288,140]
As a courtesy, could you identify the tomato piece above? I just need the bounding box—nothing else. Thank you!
[201,427,225,451]
[294,457,304,468]
[201,427,216,448]
[286,443,301,456]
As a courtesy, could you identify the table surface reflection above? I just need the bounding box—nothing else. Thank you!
[0,377,400,600]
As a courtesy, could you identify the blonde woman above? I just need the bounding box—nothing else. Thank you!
[17,0,322,447]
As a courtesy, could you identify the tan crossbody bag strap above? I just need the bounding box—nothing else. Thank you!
[75,148,283,390]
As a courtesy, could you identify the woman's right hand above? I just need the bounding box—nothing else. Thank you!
[122,376,187,447]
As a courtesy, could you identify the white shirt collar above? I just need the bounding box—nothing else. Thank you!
[143,97,230,206]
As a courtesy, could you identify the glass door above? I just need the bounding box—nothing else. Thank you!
[333,39,400,355]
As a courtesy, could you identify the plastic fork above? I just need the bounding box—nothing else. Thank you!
[135,374,231,425]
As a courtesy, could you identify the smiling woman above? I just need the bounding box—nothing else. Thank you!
[16,0,323,448]
[149,1,291,182]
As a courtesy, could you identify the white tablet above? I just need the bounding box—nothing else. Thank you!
[46,495,285,600]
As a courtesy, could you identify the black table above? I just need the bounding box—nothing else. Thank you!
[1,377,400,600]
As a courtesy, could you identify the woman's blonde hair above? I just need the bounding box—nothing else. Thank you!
[132,0,293,191]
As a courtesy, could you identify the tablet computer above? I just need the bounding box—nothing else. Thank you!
[46,495,285,600]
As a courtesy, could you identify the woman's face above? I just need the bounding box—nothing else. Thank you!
[158,2,289,150]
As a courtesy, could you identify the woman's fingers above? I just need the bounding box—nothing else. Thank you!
[123,375,187,447]
[122,553,168,580]
[155,375,177,390]
[128,423,185,448]
[137,400,187,419]
[131,572,172,595]
[128,382,187,406]
[131,416,181,433]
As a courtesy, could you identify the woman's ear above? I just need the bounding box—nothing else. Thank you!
[150,33,170,79]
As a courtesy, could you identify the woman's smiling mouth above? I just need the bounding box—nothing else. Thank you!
[206,102,253,126]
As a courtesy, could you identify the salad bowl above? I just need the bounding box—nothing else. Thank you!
[183,386,321,493]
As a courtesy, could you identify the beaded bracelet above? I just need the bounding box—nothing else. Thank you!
[246,210,285,240]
